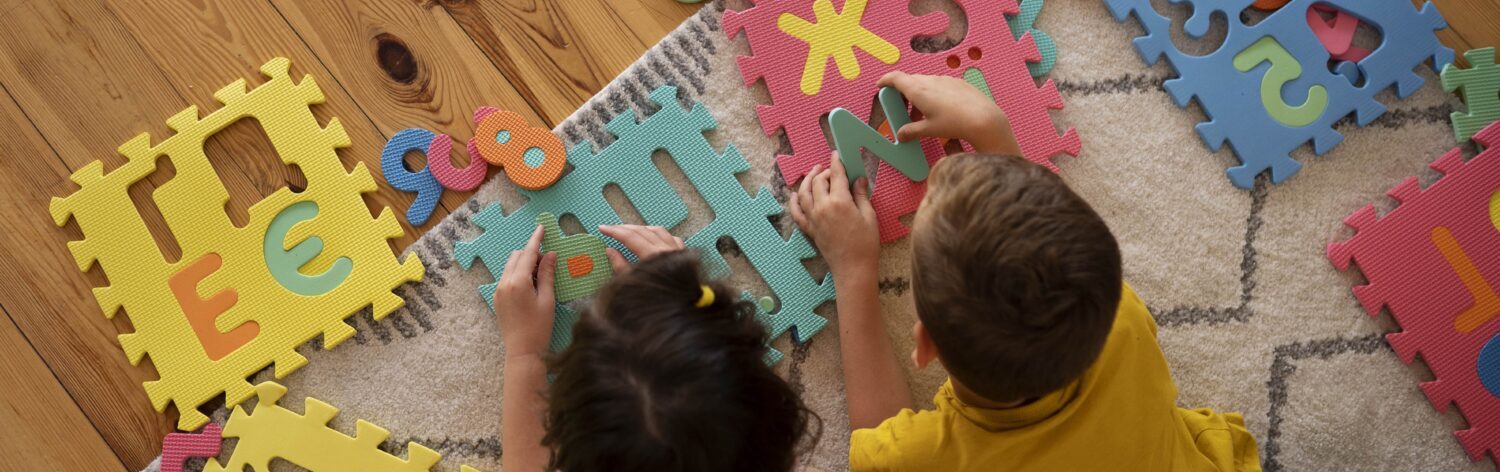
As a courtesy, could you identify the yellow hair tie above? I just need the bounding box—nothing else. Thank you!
[695,285,715,308]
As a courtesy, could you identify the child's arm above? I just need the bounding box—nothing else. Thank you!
[877,72,1021,156]
[494,225,558,472]
[493,224,682,471]
[789,153,914,430]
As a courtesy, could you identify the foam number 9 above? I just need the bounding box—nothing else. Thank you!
[470,106,566,190]
[381,128,447,225]
[1233,37,1329,128]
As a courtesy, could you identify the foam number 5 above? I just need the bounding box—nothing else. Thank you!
[470,107,565,190]
[264,201,353,296]
[1234,37,1330,128]
[381,128,448,225]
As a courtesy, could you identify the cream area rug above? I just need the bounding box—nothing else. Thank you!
[145,0,1482,471]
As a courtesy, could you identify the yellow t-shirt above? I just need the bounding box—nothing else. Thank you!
[850,285,1261,471]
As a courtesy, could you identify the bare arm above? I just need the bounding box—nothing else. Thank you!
[789,153,914,431]
[831,256,912,429]
[501,353,549,471]
[495,225,557,472]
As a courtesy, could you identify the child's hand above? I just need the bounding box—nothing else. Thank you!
[789,152,880,275]
[877,71,1022,156]
[599,224,685,273]
[493,224,558,359]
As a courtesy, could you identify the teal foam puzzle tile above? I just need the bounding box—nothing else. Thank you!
[455,86,833,363]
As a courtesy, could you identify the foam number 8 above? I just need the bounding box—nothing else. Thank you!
[470,106,566,190]
[1233,36,1329,128]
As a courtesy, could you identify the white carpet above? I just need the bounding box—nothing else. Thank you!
[149,1,1487,471]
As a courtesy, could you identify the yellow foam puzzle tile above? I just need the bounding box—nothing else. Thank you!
[48,57,424,430]
[206,382,481,472]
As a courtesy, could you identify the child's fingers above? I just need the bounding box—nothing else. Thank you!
[606,247,630,273]
[611,225,671,258]
[598,224,624,241]
[797,164,819,208]
[877,71,910,90]
[535,251,557,301]
[646,226,678,250]
[812,166,832,199]
[828,151,851,197]
[853,177,877,221]
[519,224,545,267]
[600,225,647,255]
[787,193,808,227]
[852,177,872,206]
[611,225,651,253]
[895,120,934,142]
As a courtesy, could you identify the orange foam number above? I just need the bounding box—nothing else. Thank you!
[1434,189,1500,333]
[168,253,259,360]
[470,107,565,190]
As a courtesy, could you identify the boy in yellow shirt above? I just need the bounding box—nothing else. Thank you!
[788,72,1262,471]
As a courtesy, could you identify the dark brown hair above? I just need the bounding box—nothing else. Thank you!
[911,154,1122,402]
[543,250,819,472]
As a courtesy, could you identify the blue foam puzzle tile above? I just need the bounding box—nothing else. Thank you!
[1104,0,1453,188]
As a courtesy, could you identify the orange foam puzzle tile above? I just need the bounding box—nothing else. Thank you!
[49,57,424,430]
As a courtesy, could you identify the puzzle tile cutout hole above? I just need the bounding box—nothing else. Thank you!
[204,117,307,229]
[1152,0,1231,55]
[125,156,185,264]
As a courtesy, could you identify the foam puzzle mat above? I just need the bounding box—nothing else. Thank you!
[1104,0,1453,188]
[455,86,833,364]
[725,0,1080,243]
[48,57,424,431]
[160,424,222,472]
[1328,121,1500,461]
[1443,47,1500,145]
[206,382,480,472]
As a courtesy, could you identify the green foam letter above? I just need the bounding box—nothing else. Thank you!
[264,201,353,296]
[1234,36,1329,128]
[829,87,929,189]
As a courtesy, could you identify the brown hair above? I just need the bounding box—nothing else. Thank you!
[911,154,1122,402]
[543,250,820,472]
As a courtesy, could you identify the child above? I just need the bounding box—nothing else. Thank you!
[789,71,1262,471]
[492,223,820,471]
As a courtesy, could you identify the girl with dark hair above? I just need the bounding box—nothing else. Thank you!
[494,223,821,472]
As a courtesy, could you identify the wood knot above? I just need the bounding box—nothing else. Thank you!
[374,33,418,84]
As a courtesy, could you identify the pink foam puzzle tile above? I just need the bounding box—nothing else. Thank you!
[161,423,223,472]
[1327,121,1500,463]
[725,0,1080,243]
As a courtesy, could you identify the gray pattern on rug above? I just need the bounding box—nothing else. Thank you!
[144,1,1484,471]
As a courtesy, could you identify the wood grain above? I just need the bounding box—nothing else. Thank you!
[267,0,546,215]
[0,2,198,466]
[99,0,444,242]
[438,0,654,126]
[1428,0,1500,66]
[3,0,1499,469]
[0,308,126,472]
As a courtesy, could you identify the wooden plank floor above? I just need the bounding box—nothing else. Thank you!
[0,0,1495,469]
